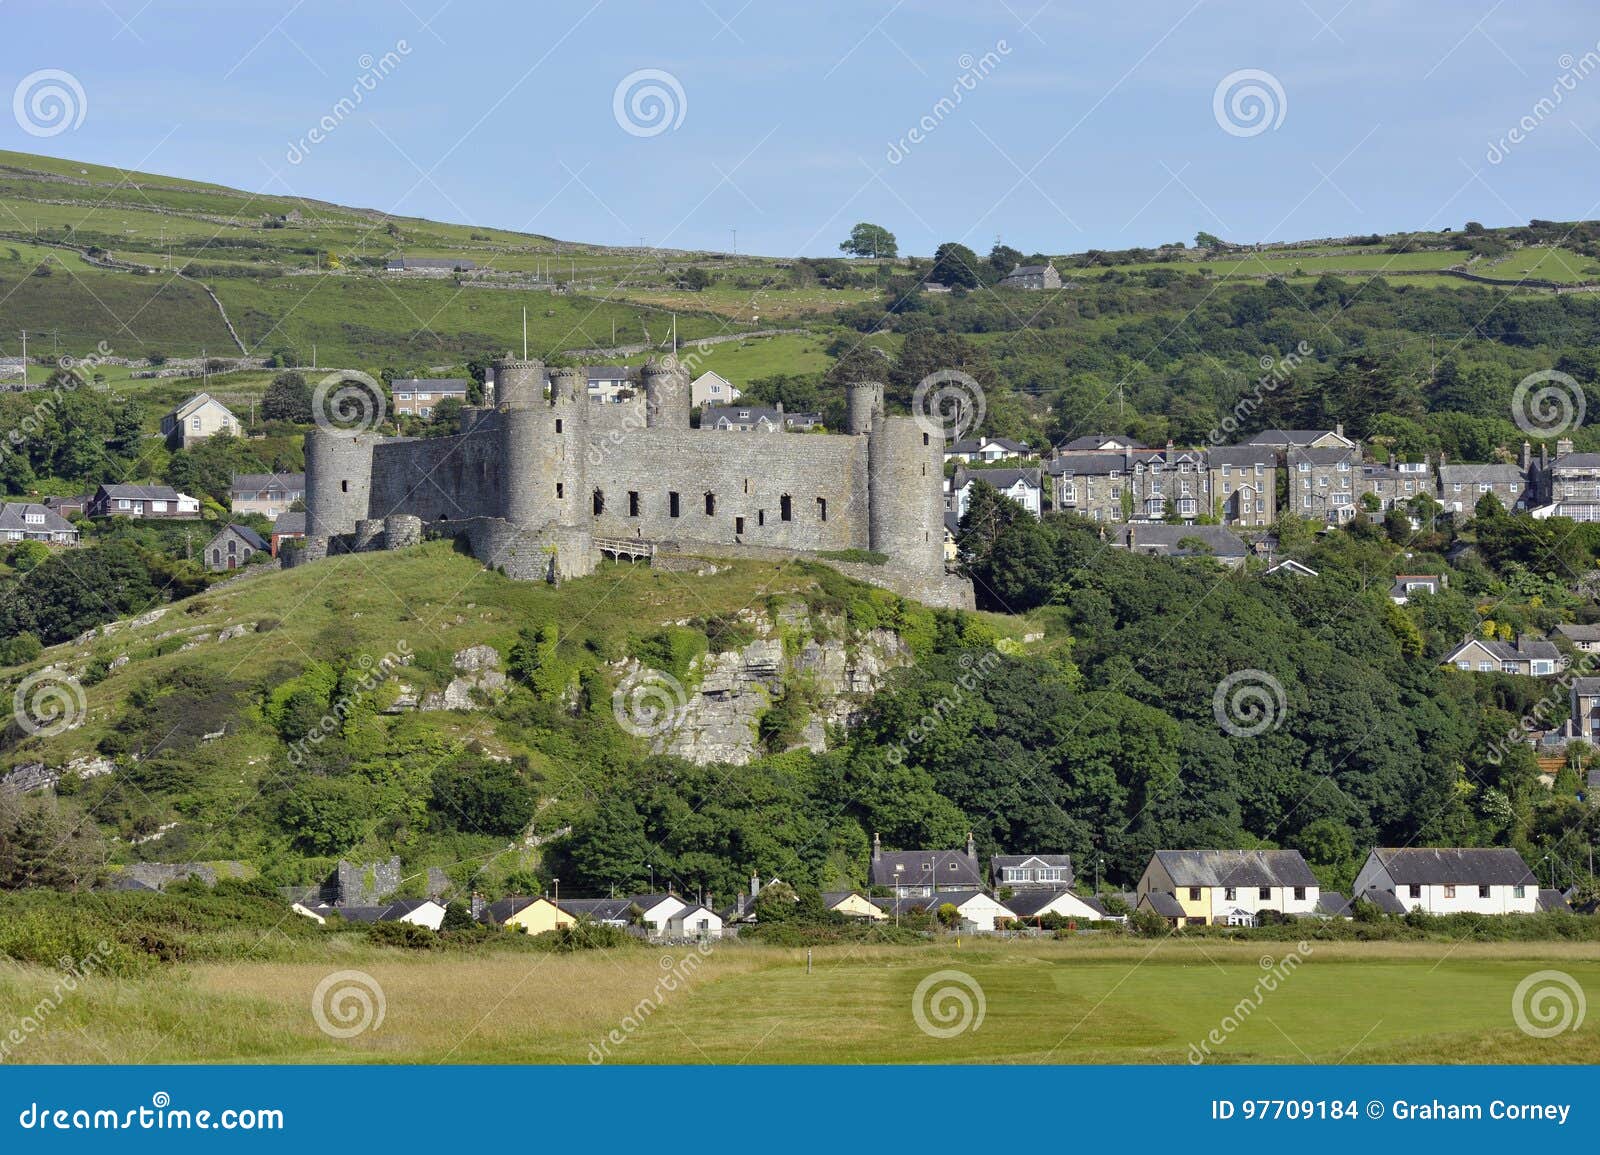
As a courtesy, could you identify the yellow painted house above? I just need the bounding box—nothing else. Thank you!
[481,895,576,936]
[822,891,888,921]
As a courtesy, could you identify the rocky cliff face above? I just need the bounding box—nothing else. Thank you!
[634,608,911,766]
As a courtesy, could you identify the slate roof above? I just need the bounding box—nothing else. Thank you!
[943,512,960,536]
[1206,445,1279,468]
[169,392,232,421]
[955,467,1041,492]
[874,890,1011,917]
[1057,434,1143,452]
[821,891,882,912]
[387,257,476,270]
[991,853,1074,874]
[1315,892,1351,917]
[1438,463,1528,486]
[1006,264,1054,277]
[0,503,74,534]
[480,896,553,924]
[1575,677,1600,695]
[1152,849,1318,889]
[1556,623,1600,644]
[869,849,983,890]
[1001,888,1106,918]
[273,511,307,535]
[949,436,1030,455]
[218,524,268,551]
[1045,452,1126,476]
[625,893,681,913]
[97,483,182,501]
[1368,847,1536,886]
[1538,888,1571,913]
[391,378,469,393]
[337,898,438,923]
[558,897,637,922]
[1140,890,1185,918]
[1447,636,1560,663]
[1287,446,1358,466]
[230,472,305,494]
[1247,429,1349,447]
[1357,887,1406,914]
[1552,452,1600,469]
[1114,524,1250,558]
[704,405,821,428]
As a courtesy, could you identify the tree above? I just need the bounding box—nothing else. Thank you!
[929,242,983,288]
[680,266,713,291]
[839,222,898,259]
[441,901,476,931]
[261,371,312,423]
[1195,231,1223,249]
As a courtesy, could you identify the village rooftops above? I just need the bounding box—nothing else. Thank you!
[1002,888,1109,918]
[1151,849,1318,890]
[1055,434,1144,453]
[1365,848,1536,886]
[1112,524,1250,559]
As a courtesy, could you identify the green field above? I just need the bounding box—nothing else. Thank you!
[3,939,1596,1064]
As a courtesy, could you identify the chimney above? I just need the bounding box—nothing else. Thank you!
[750,871,760,898]
[1165,438,1175,454]
[1126,524,1135,549]
[1541,442,1549,468]
[966,831,977,863]
[1335,422,1344,438]
[1558,438,1574,457]
[775,400,784,414]
[872,832,881,862]
[1388,453,1396,470]
[1521,440,1532,470]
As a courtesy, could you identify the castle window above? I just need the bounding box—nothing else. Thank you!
[743,478,749,494]
[556,483,564,499]
[923,432,930,446]
[555,419,563,433]
[780,494,792,522]
[816,497,827,522]
[735,516,745,535]
[341,480,349,493]
[669,491,680,518]
[758,509,765,526]
[593,489,605,516]
[704,492,716,516]
[628,491,640,517]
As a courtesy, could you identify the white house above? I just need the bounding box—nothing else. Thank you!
[948,467,1042,519]
[1003,888,1115,924]
[1352,848,1539,915]
[629,893,687,934]
[690,370,741,408]
[946,436,1031,464]
[1137,850,1320,926]
[1441,635,1559,677]
[338,898,447,930]
[879,889,1016,932]
[666,904,724,940]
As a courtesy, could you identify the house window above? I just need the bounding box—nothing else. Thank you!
[1514,885,1526,898]
[211,549,220,564]
[191,416,202,430]
[1409,884,1421,898]
[1479,885,1491,899]
[1187,887,1201,901]
[1294,887,1306,900]
[669,491,680,518]
[704,492,716,516]
[628,491,640,517]
[816,497,827,522]
[1224,887,1236,901]
[780,494,792,521]
[1258,886,1271,900]
[1443,884,1457,899]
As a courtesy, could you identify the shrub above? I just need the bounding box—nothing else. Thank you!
[367,920,437,949]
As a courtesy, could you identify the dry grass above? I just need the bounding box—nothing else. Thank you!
[5,938,1600,1065]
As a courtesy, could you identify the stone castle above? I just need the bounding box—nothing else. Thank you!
[299,356,973,609]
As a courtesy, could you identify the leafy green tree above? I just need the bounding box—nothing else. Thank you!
[839,222,898,258]
[261,371,312,423]
[930,242,984,288]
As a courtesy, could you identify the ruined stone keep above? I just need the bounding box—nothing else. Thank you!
[300,356,971,608]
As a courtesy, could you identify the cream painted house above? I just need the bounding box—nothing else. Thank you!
[161,392,239,448]
[690,370,741,408]
[821,891,887,921]
[482,895,577,936]
[1352,848,1538,915]
[1137,850,1319,926]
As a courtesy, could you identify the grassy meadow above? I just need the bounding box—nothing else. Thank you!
[2,938,1597,1064]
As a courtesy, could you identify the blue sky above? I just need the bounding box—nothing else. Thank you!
[5,0,1600,257]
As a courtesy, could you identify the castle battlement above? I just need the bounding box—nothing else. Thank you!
[299,356,973,608]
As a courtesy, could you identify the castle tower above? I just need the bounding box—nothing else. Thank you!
[867,415,944,574]
[846,380,885,435]
[304,428,377,541]
[492,355,545,410]
[642,355,691,429]
[501,365,588,529]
